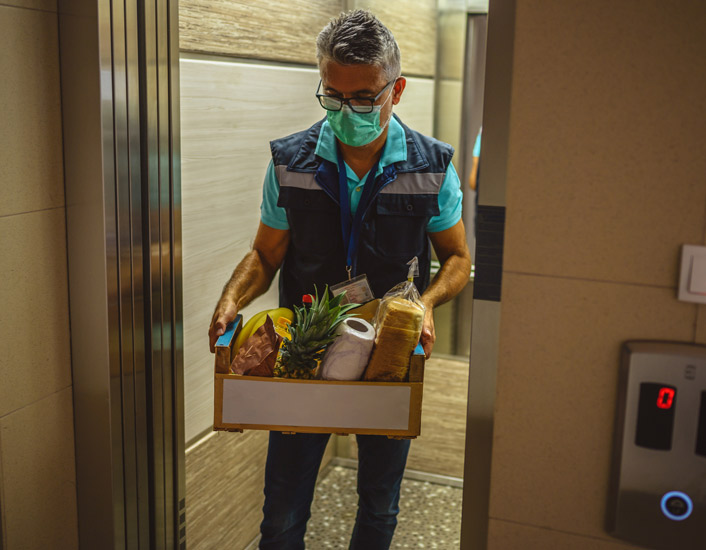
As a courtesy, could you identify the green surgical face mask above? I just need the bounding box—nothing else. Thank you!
[327,89,393,147]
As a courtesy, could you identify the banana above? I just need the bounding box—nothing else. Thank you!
[234,309,270,352]
[247,313,273,342]
[233,307,294,353]
[247,307,295,343]
[269,307,294,324]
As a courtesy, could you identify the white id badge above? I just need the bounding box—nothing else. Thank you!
[330,274,375,305]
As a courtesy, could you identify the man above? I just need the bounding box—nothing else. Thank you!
[208,10,471,549]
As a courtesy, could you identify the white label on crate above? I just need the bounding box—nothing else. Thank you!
[222,379,411,430]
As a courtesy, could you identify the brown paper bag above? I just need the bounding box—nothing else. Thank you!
[230,316,282,377]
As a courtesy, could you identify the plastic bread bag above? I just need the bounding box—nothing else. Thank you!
[364,257,426,382]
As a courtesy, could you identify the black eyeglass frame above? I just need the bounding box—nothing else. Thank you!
[315,79,396,114]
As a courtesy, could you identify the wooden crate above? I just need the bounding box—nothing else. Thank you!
[213,304,425,438]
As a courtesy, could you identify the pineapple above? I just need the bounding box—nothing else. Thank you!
[275,286,358,379]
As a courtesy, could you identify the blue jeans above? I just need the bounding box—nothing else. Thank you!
[259,432,411,550]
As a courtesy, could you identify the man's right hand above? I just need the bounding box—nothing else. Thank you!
[209,299,239,353]
[207,223,290,354]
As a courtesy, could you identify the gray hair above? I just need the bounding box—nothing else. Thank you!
[316,10,401,81]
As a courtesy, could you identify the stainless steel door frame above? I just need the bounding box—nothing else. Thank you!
[460,1,515,549]
[453,12,488,360]
[59,1,185,548]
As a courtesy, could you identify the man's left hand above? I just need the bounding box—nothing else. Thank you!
[420,306,435,359]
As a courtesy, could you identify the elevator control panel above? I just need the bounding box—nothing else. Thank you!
[607,341,706,549]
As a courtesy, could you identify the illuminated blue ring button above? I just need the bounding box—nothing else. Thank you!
[660,491,693,521]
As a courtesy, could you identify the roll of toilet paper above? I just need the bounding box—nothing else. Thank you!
[319,317,376,381]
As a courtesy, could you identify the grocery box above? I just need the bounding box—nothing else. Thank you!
[213,301,425,438]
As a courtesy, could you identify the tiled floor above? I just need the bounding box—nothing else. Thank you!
[304,465,462,549]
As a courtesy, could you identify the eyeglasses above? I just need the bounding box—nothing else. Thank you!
[316,79,395,114]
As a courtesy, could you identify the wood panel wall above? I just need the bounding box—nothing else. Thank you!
[352,0,437,77]
[179,0,437,77]
[179,0,343,65]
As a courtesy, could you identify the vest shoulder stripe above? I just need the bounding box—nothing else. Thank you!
[380,172,445,195]
[275,165,319,190]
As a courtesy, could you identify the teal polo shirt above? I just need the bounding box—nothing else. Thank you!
[261,116,463,232]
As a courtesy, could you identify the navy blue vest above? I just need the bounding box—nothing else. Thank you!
[270,115,454,309]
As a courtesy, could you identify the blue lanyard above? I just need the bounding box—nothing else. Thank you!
[337,151,380,279]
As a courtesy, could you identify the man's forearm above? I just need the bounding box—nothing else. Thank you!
[219,249,278,311]
[420,253,472,310]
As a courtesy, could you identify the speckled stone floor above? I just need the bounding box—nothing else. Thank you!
[304,465,462,549]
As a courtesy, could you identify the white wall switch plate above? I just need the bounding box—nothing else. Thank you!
[678,245,706,304]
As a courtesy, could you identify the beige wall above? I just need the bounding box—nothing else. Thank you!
[0,2,78,549]
[489,1,706,548]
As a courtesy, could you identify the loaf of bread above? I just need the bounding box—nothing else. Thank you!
[363,297,424,382]
[376,298,425,336]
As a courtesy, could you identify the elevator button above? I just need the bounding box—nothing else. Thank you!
[666,497,687,516]
[660,491,693,521]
